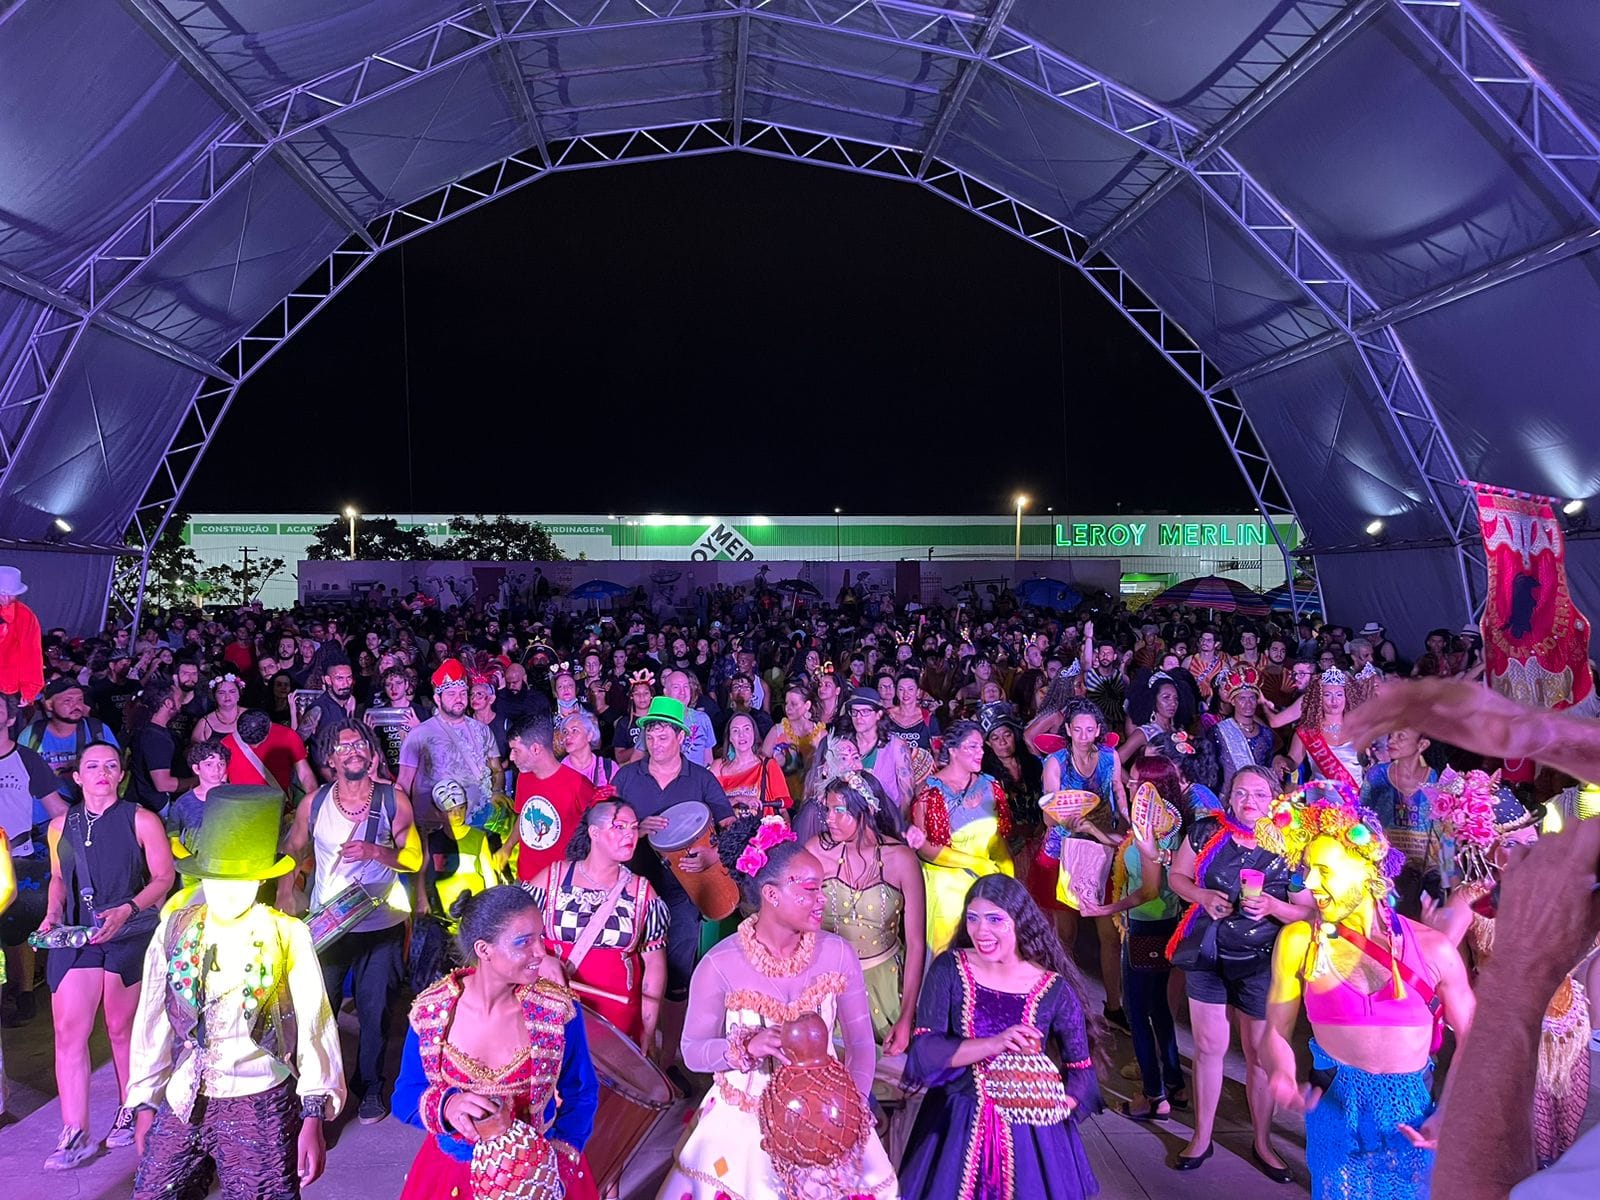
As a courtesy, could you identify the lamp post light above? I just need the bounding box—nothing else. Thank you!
[345,507,359,559]
[1014,494,1028,561]
[834,507,842,561]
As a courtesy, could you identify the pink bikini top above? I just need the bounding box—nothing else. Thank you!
[1302,920,1437,1028]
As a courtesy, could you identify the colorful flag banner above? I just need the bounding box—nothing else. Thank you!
[1469,482,1597,716]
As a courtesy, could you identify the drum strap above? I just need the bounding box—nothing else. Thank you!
[566,869,632,975]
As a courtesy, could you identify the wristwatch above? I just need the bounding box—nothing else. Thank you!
[300,1095,330,1121]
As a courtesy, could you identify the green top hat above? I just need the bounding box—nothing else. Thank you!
[171,785,296,881]
[638,695,688,732]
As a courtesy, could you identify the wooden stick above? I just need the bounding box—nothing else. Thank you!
[570,979,631,1006]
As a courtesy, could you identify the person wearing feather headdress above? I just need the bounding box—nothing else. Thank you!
[1257,786,1474,1199]
[1422,769,1594,1167]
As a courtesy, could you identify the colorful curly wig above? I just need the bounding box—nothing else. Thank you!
[1253,780,1405,881]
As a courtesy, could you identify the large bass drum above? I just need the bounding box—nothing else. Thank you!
[581,1009,678,1194]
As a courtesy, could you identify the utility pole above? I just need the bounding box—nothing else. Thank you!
[238,546,257,606]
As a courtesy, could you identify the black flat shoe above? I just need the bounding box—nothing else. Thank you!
[1118,1098,1170,1122]
[1171,1143,1213,1170]
[1251,1147,1293,1184]
[1103,1005,1131,1032]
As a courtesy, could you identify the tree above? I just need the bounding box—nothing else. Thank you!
[201,553,287,606]
[140,511,209,611]
[440,515,566,561]
[303,517,439,561]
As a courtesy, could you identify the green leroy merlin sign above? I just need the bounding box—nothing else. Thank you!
[1055,521,1278,548]
[689,520,756,561]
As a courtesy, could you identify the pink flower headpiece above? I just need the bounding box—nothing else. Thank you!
[735,816,796,876]
[1427,767,1500,851]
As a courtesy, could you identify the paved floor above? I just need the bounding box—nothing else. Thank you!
[3,978,1595,1198]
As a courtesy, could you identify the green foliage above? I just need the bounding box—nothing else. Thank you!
[141,511,208,611]
[440,515,566,562]
[302,517,438,561]
[200,554,286,606]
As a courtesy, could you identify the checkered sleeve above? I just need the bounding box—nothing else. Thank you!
[641,891,669,954]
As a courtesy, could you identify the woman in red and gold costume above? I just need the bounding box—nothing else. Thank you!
[395,886,600,1200]
[657,817,898,1199]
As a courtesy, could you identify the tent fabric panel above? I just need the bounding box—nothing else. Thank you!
[548,93,729,140]
[285,54,528,220]
[0,288,49,450]
[1394,249,1600,504]
[0,549,117,642]
[0,0,234,284]
[1314,544,1474,649]
[156,0,469,104]
[743,20,958,149]
[1226,10,1586,309]
[0,328,201,543]
[937,67,1165,236]
[1007,0,1341,132]
[1102,178,1336,374]
[103,158,349,360]
[1236,343,1441,548]
[515,23,732,133]
[1475,0,1600,141]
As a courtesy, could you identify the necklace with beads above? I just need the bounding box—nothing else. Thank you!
[334,778,374,821]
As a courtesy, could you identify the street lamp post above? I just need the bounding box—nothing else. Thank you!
[1014,494,1028,561]
[345,507,359,559]
[834,507,842,561]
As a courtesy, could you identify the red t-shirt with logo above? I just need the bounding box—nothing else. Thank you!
[514,763,596,882]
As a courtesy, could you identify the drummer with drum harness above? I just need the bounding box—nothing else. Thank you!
[612,697,735,1070]
[277,718,420,1126]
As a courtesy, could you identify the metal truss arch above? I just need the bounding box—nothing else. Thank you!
[116,117,1317,627]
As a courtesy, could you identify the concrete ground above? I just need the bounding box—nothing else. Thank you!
[2,971,1596,1198]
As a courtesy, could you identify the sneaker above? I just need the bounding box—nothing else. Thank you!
[358,1092,388,1125]
[44,1127,94,1170]
[104,1106,137,1148]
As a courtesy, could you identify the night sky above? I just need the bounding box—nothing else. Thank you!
[187,153,1251,518]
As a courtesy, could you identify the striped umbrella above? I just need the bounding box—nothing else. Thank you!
[1263,578,1320,614]
[1153,575,1271,616]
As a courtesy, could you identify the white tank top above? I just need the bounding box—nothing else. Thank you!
[310,785,406,932]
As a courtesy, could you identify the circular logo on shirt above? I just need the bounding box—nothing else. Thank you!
[518,796,561,851]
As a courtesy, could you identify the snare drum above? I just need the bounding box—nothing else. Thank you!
[582,1010,678,1194]
[647,801,740,920]
[305,882,385,953]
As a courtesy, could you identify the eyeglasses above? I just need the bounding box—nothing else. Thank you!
[333,742,368,755]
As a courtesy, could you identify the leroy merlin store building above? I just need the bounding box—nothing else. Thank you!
[184,513,1298,611]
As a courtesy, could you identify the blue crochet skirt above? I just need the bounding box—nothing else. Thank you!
[1306,1039,1434,1200]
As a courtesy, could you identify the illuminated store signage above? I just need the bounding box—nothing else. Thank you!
[1054,521,1272,548]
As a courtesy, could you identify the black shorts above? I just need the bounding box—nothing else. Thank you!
[1184,959,1271,1019]
[47,927,156,990]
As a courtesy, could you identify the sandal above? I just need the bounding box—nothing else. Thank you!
[1118,1098,1171,1122]
[1169,1088,1191,1110]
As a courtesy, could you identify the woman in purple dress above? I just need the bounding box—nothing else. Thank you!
[899,874,1103,1200]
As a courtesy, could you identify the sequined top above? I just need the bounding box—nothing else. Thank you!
[822,875,904,962]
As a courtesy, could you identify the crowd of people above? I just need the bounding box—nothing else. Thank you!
[0,558,1597,1199]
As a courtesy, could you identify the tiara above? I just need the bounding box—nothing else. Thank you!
[1221,666,1260,696]
[1320,667,1349,687]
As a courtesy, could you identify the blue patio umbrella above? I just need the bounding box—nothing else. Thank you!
[569,579,630,602]
[1015,578,1083,611]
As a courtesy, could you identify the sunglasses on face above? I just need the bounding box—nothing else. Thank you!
[333,742,368,755]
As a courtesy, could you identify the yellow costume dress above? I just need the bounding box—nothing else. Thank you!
[915,775,1014,954]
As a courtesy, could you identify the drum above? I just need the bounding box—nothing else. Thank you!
[305,882,384,953]
[647,801,740,920]
[582,1009,678,1194]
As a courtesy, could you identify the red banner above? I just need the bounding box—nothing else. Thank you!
[1470,483,1596,715]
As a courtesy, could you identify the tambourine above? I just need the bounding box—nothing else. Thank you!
[1130,781,1181,841]
[1038,789,1102,824]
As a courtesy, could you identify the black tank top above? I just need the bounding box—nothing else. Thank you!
[58,800,149,925]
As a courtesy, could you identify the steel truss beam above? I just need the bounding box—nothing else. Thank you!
[484,1,552,166]
[116,118,1314,626]
[915,0,1019,180]
[1394,0,1600,230]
